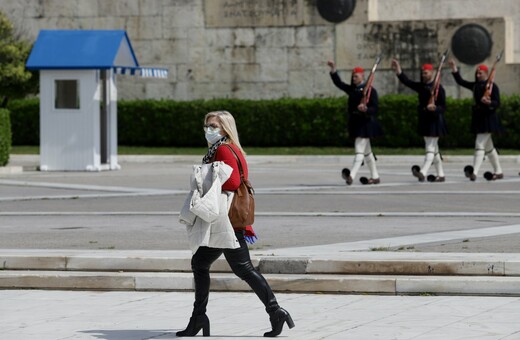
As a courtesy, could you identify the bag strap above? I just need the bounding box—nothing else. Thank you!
[224,144,245,181]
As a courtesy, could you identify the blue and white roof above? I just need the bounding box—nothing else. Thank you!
[26,30,168,78]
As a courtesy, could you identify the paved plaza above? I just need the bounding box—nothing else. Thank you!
[1,154,520,339]
[3,290,520,340]
[1,154,520,252]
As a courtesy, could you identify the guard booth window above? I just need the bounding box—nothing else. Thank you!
[55,79,80,109]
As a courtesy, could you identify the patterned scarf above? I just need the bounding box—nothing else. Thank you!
[202,136,228,164]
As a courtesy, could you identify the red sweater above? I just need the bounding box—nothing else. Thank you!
[214,144,248,191]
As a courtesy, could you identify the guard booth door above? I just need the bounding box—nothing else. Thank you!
[99,70,110,165]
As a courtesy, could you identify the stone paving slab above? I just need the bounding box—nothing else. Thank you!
[2,290,520,339]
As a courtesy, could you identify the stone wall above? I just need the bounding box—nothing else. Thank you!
[0,0,518,100]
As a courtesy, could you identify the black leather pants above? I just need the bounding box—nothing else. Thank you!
[191,230,279,316]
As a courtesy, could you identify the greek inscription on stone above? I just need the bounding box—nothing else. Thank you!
[353,25,438,67]
[205,0,303,27]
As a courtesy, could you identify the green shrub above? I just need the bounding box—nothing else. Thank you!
[7,98,39,145]
[0,108,11,165]
[118,99,208,147]
[377,95,420,147]
[117,98,347,147]
[7,95,520,149]
[495,95,520,149]
[442,97,474,148]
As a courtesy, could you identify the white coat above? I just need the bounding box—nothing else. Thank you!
[179,161,240,254]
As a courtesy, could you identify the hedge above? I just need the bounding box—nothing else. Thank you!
[7,97,39,146]
[0,108,11,166]
[7,95,520,149]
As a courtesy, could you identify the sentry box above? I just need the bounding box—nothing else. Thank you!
[26,30,168,171]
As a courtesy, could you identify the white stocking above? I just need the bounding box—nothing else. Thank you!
[433,152,445,177]
[486,148,502,174]
[421,137,438,176]
[351,138,368,180]
[474,133,491,176]
[350,153,364,180]
[363,140,379,179]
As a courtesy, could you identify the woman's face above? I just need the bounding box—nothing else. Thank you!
[205,116,226,136]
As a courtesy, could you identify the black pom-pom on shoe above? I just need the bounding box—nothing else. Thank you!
[464,165,476,181]
[411,165,425,182]
[341,168,353,185]
[483,171,494,181]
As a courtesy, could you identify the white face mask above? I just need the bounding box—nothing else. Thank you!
[205,127,223,145]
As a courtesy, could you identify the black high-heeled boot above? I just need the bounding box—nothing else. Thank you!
[176,314,210,337]
[264,307,295,337]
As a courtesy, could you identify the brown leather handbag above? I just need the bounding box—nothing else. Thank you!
[225,145,255,229]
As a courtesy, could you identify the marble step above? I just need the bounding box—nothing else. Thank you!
[2,270,520,295]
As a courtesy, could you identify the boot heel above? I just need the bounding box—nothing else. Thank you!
[264,307,294,337]
[176,314,210,337]
[203,323,210,336]
[286,314,295,329]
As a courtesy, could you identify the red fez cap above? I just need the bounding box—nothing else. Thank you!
[477,64,488,72]
[352,67,364,73]
[422,64,434,71]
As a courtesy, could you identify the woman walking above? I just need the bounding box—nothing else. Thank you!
[177,110,294,337]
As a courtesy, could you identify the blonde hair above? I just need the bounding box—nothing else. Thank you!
[204,111,246,156]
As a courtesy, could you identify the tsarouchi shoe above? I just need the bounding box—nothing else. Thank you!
[411,165,425,182]
[427,175,445,182]
[464,165,476,181]
[484,172,504,181]
[360,177,380,185]
[341,168,353,185]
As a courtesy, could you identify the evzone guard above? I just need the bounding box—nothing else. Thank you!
[391,52,449,183]
[327,56,384,185]
[449,51,505,181]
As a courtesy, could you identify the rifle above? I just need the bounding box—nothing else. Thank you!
[361,54,382,106]
[482,50,503,99]
[428,49,449,106]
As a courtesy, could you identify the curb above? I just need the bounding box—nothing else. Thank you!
[9,154,520,166]
[2,252,520,276]
[2,251,520,295]
[0,166,23,174]
[2,271,520,296]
